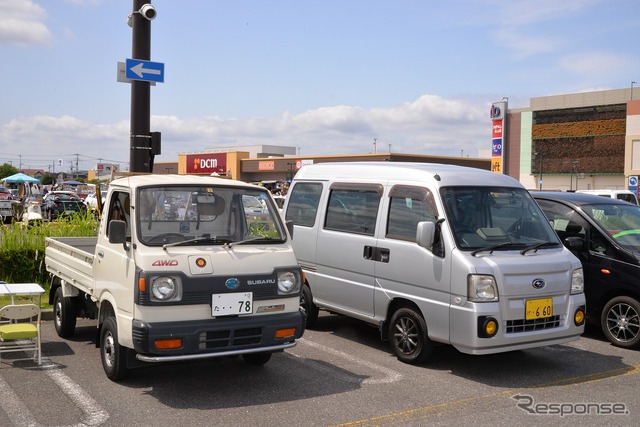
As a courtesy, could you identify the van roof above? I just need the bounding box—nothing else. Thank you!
[293,162,522,188]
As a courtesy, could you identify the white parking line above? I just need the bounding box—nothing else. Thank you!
[290,338,402,385]
[0,355,109,427]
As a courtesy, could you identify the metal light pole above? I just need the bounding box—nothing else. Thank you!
[129,0,153,172]
[632,81,637,101]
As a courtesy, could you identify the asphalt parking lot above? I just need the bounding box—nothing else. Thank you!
[1,313,639,427]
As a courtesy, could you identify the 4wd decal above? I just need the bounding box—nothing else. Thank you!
[152,260,179,267]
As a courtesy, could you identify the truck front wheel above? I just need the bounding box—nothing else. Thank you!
[100,317,130,381]
[53,287,77,338]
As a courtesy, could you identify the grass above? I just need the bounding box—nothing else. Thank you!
[0,213,99,309]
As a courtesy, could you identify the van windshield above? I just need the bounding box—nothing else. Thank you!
[441,187,560,251]
[135,186,285,246]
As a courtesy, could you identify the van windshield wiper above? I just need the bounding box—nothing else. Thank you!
[520,241,559,255]
[471,242,522,256]
[224,236,279,247]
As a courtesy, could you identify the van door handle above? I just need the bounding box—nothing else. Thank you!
[363,245,374,260]
[98,251,104,259]
[378,248,390,263]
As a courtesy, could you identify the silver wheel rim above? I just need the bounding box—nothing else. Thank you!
[54,299,62,327]
[606,303,640,343]
[103,332,116,368]
[393,316,419,355]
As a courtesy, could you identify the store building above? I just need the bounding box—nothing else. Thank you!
[492,87,640,198]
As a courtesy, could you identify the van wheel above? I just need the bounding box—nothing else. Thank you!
[389,308,433,364]
[301,284,319,328]
[53,287,76,338]
[100,317,130,381]
[243,352,272,365]
[601,296,640,349]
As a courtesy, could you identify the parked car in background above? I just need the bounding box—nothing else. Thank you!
[532,191,640,349]
[43,191,87,221]
[0,186,18,223]
[576,189,639,205]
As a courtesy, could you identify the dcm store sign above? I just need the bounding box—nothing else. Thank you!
[185,153,227,174]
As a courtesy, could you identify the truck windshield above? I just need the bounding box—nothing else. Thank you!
[136,186,286,246]
[441,186,560,251]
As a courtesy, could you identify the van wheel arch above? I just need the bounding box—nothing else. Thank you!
[381,299,424,341]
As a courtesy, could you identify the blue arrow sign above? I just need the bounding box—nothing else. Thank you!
[125,58,164,83]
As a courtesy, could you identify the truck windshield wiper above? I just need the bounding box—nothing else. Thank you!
[520,241,559,255]
[471,242,522,256]
[162,234,232,250]
[224,236,278,247]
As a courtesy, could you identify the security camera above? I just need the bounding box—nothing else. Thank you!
[139,4,157,21]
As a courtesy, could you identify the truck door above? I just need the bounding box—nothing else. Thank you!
[93,190,136,317]
[315,183,382,317]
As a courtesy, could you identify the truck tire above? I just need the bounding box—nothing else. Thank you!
[242,352,272,366]
[301,284,319,328]
[100,317,130,381]
[601,296,640,349]
[388,307,433,364]
[53,287,77,338]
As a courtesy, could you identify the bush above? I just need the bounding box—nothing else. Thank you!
[0,213,98,302]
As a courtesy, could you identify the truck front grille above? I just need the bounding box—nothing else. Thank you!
[199,327,263,349]
[505,315,561,333]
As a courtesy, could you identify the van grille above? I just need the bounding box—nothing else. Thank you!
[505,316,561,333]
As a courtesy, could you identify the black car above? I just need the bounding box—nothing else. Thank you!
[532,191,640,349]
[44,191,87,221]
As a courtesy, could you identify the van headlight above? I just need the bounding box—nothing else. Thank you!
[468,275,499,302]
[570,268,584,294]
[277,270,300,295]
[150,276,182,302]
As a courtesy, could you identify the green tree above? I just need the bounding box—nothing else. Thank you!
[0,163,19,180]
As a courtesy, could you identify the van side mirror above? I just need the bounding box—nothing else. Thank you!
[416,221,435,249]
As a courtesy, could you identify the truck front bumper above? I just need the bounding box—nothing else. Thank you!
[131,310,306,363]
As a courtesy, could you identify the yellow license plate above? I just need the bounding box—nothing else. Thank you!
[525,298,553,320]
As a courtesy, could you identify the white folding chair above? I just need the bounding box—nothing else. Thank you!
[0,304,42,365]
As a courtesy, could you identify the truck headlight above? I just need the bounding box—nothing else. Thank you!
[277,270,300,295]
[468,275,499,302]
[570,268,584,294]
[150,276,182,302]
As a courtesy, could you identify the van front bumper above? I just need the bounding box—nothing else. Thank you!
[131,310,306,362]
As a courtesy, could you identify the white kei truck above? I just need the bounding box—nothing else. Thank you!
[45,175,305,381]
[284,162,587,364]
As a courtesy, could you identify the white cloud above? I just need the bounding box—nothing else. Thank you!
[0,0,52,45]
[1,94,493,171]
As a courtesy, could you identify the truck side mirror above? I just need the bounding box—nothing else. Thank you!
[108,220,128,250]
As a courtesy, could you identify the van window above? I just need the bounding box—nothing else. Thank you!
[324,186,381,235]
[285,182,323,227]
[386,185,438,241]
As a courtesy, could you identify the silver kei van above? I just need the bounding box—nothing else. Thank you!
[284,162,586,364]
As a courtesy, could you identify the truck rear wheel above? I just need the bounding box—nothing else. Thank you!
[388,307,433,364]
[100,317,130,381]
[242,352,272,366]
[53,287,77,338]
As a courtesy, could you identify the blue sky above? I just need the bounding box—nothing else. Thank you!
[1,0,638,173]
